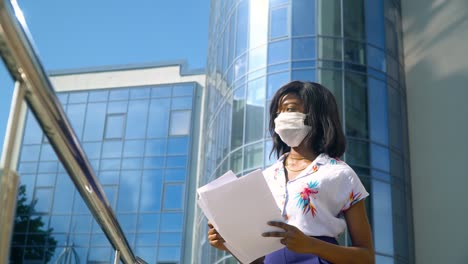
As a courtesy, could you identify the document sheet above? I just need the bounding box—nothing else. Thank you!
[197,170,285,263]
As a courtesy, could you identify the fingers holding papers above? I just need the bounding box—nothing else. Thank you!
[262,221,317,254]
[207,222,227,251]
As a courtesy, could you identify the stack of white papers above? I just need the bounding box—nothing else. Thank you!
[197,169,285,263]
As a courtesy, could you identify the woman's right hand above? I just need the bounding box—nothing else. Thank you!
[207,222,227,251]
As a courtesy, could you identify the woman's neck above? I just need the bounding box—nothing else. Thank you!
[289,145,317,161]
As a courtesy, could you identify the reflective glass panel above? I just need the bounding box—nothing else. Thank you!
[41,144,57,160]
[230,150,243,176]
[83,102,106,141]
[20,145,41,162]
[365,0,385,48]
[166,156,187,168]
[23,112,43,144]
[318,69,343,118]
[125,100,149,139]
[317,0,341,36]
[370,144,390,172]
[292,0,315,36]
[268,40,291,65]
[107,100,128,114]
[158,246,181,261]
[343,0,365,40]
[344,40,366,65]
[137,213,160,232]
[83,142,102,159]
[101,140,123,158]
[292,37,315,61]
[145,139,166,156]
[88,90,109,102]
[231,86,245,150]
[346,139,369,166]
[292,69,316,82]
[169,110,191,136]
[235,0,249,57]
[148,98,170,138]
[160,213,183,232]
[105,114,125,139]
[246,78,265,143]
[144,157,165,169]
[372,179,394,255]
[117,170,141,212]
[117,214,137,234]
[123,140,145,158]
[270,6,289,39]
[244,142,263,170]
[367,45,386,72]
[34,188,53,213]
[267,71,290,100]
[249,46,267,72]
[163,183,184,210]
[159,232,182,246]
[140,170,163,211]
[122,158,144,170]
[130,87,151,99]
[109,88,129,101]
[136,233,158,246]
[165,169,186,182]
[345,72,368,138]
[171,97,193,110]
[36,173,56,187]
[318,37,342,60]
[68,91,88,104]
[368,78,389,145]
[173,83,194,97]
[151,85,172,98]
[167,137,189,155]
[66,103,87,139]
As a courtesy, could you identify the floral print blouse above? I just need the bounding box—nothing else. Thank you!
[263,153,369,238]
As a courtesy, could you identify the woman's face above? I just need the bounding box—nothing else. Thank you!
[277,93,305,114]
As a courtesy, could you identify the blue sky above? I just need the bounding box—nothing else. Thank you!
[0,0,210,153]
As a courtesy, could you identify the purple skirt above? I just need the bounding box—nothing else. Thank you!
[263,236,338,264]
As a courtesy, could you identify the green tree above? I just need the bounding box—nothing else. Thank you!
[9,185,57,263]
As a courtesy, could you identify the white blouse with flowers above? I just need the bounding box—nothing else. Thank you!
[263,153,369,238]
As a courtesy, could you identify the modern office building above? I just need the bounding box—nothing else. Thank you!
[193,0,413,264]
[10,63,205,263]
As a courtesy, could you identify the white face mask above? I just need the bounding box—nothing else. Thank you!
[274,112,311,147]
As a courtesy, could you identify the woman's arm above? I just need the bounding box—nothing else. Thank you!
[263,200,374,264]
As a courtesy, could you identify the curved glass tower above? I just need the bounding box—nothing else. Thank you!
[194,0,413,263]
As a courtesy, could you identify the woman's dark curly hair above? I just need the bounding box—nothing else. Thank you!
[269,81,346,159]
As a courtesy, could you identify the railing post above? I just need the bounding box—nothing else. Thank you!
[114,250,121,264]
[0,82,26,262]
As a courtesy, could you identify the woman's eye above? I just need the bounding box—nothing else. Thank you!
[286,108,296,112]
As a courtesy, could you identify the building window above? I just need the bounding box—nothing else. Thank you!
[169,111,191,136]
[104,114,126,139]
[269,6,289,40]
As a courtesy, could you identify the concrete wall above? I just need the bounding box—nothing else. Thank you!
[402,1,468,263]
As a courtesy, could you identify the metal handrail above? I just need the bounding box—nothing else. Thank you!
[0,1,141,263]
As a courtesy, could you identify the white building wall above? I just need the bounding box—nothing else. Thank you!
[51,65,205,91]
[402,1,468,263]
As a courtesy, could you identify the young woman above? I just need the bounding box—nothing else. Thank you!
[208,81,374,264]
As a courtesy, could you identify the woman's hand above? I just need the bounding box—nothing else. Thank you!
[262,221,318,254]
[207,222,228,251]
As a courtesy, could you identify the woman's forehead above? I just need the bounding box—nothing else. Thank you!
[279,93,302,104]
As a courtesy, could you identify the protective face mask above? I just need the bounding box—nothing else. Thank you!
[274,112,312,147]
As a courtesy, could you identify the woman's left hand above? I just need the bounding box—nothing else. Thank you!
[262,221,318,254]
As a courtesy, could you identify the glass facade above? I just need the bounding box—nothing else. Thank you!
[13,83,198,263]
[195,0,413,263]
